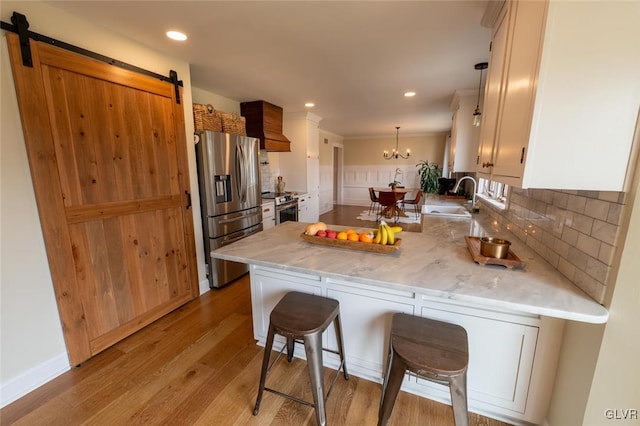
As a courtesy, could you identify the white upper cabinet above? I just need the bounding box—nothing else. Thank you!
[478,0,640,191]
[449,90,482,173]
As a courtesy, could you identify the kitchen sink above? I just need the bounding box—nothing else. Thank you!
[422,204,472,219]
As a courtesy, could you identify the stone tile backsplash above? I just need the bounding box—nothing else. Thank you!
[480,188,628,303]
[259,150,279,193]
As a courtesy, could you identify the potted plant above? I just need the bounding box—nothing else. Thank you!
[388,180,401,190]
[389,167,402,190]
[416,160,442,195]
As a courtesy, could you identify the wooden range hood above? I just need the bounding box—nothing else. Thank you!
[240,100,291,152]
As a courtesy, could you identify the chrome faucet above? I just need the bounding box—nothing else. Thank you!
[453,176,478,212]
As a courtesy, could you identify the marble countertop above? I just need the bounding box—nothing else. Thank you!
[211,214,609,324]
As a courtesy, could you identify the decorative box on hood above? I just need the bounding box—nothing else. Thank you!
[240,100,291,152]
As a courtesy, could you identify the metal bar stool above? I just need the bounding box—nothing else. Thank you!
[378,313,469,426]
[253,291,349,426]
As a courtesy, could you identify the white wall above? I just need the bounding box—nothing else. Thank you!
[339,133,446,206]
[583,166,640,420]
[546,121,640,426]
[0,1,201,406]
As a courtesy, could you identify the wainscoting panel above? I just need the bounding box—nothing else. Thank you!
[319,165,333,214]
[343,165,420,206]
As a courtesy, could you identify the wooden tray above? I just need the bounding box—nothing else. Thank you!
[464,236,525,269]
[300,233,401,254]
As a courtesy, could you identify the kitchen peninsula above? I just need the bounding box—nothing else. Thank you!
[211,216,608,425]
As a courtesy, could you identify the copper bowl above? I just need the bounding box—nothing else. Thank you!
[480,237,511,259]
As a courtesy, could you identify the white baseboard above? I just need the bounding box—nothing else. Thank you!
[199,278,210,295]
[1,352,70,408]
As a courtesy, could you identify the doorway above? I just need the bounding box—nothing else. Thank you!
[332,144,343,206]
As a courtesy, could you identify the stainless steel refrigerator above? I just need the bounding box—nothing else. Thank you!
[195,131,263,288]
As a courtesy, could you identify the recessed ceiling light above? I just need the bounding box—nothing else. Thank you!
[305,102,315,108]
[404,91,416,97]
[166,31,187,41]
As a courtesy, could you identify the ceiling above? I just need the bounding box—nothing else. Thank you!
[45,1,492,138]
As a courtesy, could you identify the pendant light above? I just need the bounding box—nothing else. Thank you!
[383,127,410,160]
[472,62,488,127]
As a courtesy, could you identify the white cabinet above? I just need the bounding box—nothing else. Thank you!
[449,90,482,173]
[248,265,563,424]
[412,300,538,414]
[477,1,510,179]
[261,201,275,230]
[250,266,322,340]
[282,112,321,221]
[478,0,640,191]
[325,280,415,380]
[297,193,318,223]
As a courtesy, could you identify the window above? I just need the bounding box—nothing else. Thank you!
[477,177,509,210]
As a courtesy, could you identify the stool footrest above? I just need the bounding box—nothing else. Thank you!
[264,387,315,408]
[262,359,347,409]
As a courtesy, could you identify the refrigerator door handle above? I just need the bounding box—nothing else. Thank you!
[240,143,246,203]
[235,144,242,201]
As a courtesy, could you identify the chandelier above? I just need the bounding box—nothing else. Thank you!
[383,127,410,160]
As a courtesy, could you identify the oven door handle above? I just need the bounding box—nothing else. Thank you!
[277,201,298,210]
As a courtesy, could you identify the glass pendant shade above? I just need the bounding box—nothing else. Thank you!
[472,108,482,127]
[472,62,488,127]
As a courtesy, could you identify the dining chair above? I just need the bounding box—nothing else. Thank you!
[368,187,380,215]
[377,191,401,222]
[401,190,422,219]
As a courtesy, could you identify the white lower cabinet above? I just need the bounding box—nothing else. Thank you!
[409,299,539,416]
[249,266,562,425]
[261,201,275,231]
[250,266,322,340]
[325,280,415,381]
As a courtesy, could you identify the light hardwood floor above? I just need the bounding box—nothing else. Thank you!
[1,272,510,425]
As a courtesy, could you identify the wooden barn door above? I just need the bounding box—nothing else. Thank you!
[6,33,199,365]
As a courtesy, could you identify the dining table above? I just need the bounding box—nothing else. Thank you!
[373,187,411,219]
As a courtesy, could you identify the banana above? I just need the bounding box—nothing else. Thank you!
[390,226,403,233]
[374,225,382,244]
[380,224,388,245]
[385,224,395,245]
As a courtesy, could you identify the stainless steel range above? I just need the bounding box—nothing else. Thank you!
[261,192,298,225]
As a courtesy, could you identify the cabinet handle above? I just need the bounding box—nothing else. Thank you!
[482,162,494,168]
[520,147,525,164]
[264,208,270,213]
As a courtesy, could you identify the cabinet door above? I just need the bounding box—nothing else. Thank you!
[477,2,509,177]
[491,0,547,180]
[417,305,538,413]
[297,194,310,222]
[326,281,414,381]
[261,201,275,230]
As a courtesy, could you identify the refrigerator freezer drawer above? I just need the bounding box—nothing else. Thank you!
[208,206,262,239]
[208,222,262,288]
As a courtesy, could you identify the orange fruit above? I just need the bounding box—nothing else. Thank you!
[347,233,360,242]
[336,231,348,240]
[359,232,374,243]
[345,229,357,235]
